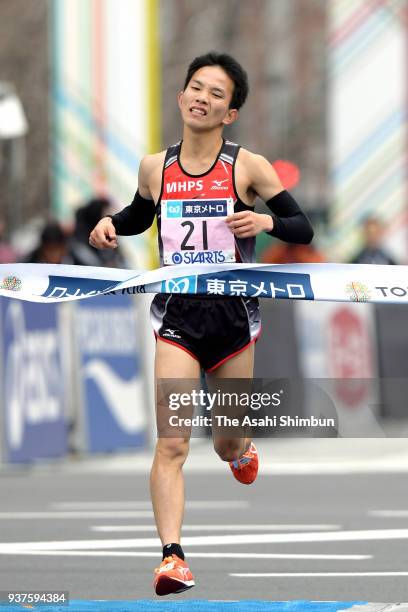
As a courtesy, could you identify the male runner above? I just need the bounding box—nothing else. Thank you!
[90,52,313,596]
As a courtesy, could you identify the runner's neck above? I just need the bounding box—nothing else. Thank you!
[179,128,223,174]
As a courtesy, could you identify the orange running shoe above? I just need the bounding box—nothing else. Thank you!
[153,554,195,596]
[229,442,259,484]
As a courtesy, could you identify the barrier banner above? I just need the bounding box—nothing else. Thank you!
[1,262,408,304]
[75,293,147,453]
[0,298,67,463]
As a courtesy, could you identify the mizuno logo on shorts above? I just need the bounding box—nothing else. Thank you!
[162,328,181,339]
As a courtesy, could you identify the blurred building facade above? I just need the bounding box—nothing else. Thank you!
[0,0,49,225]
[328,0,407,263]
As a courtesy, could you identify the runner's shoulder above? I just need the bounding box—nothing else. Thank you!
[139,150,166,177]
[237,147,270,170]
[237,147,279,185]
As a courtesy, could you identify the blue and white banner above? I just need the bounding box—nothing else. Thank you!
[0,298,67,463]
[1,262,408,304]
[76,293,147,453]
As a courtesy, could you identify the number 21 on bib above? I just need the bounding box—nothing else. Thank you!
[161,198,236,265]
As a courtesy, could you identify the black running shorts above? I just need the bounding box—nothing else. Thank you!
[150,294,261,372]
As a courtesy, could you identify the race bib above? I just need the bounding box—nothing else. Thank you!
[161,198,236,265]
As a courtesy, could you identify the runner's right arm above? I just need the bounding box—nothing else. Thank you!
[89,156,156,249]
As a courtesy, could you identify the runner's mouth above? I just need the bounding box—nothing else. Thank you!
[190,106,207,116]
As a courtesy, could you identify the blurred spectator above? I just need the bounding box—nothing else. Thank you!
[70,197,125,267]
[350,216,396,265]
[261,242,325,264]
[24,221,74,264]
[0,218,18,263]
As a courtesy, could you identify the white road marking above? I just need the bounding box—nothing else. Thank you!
[368,510,408,518]
[1,527,408,552]
[0,551,371,559]
[90,524,341,533]
[0,501,249,520]
[230,572,408,577]
[51,501,249,510]
[0,511,154,519]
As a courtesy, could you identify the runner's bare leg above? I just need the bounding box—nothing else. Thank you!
[208,343,255,461]
[150,339,201,545]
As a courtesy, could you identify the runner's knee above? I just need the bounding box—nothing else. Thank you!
[155,437,190,464]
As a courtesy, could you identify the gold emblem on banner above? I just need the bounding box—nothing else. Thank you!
[345,281,371,302]
[0,275,22,291]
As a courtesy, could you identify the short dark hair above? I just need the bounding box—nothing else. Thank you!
[183,52,249,110]
[41,222,66,245]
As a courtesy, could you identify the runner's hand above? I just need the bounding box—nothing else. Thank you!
[89,217,118,249]
[226,211,273,238]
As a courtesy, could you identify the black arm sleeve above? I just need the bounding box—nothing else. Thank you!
[108,190,156,236]
[265,190,314,244]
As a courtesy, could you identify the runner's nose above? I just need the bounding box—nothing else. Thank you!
[195,93,208,105]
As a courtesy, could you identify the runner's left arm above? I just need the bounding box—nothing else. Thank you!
[108,191,156,236]
[227,153,314,244]
[89,156,156,248]
[107,156,156,236]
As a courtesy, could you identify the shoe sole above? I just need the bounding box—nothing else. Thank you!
[155,575,195,596]
[233,476,257,484]
[231,463,259,485]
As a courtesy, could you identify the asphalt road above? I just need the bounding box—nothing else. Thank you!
[1,454,408,603]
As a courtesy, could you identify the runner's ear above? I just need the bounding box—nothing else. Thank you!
[222,108,238,126]
[177,91,184,110]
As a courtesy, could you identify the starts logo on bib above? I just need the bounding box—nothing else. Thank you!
[169,250,234,265]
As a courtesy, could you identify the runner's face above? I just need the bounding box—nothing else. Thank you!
[178,66,238,131]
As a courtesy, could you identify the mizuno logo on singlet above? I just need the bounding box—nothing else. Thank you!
[166,180,204,193]
[211,178,229,190]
